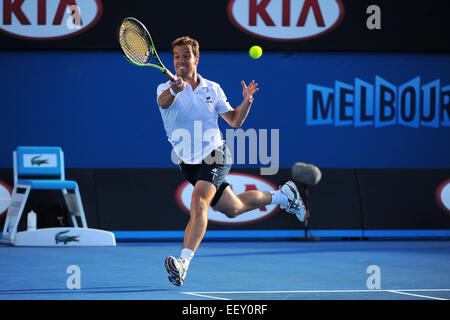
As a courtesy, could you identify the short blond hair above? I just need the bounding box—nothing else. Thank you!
[171,36,199,57]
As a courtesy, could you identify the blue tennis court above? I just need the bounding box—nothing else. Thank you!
[1,240,449,300]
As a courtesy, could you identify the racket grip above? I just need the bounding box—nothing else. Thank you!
[164,69,177,81]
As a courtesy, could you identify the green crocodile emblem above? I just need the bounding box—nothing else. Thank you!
[55,230,79,244]
[31,155,49,166]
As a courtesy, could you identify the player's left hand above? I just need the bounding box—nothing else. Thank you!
[242,80,259,103]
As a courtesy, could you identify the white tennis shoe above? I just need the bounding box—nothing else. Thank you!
[165,256,188,286]
[279,181,307,222]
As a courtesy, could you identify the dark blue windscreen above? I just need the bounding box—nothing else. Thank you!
[0,51,449,168]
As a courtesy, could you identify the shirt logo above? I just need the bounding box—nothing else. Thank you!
[211,168,219,180]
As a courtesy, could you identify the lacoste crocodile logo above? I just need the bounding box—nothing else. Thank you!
[55,230,79,244]
[31,155,49,166]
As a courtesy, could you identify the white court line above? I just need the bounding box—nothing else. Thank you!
[183,292,232,300]
[182,289,450,300]
[387,290,447,301]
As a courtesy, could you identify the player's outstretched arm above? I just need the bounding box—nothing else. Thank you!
[157,78,186,109]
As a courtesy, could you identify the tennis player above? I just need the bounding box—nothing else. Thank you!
[157,36,307,286]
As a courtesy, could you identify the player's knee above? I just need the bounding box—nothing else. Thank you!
[222,206,242,219]
[223,210,239,218]
[190,196,210,216]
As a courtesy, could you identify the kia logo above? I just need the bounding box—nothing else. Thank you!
[436,179,450,215]
[175,172,280,225]
[227,0,344,41]
[0,0,103,40]
[0,180,12,217]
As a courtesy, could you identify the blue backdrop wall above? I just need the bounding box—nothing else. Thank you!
[1,51,450,169]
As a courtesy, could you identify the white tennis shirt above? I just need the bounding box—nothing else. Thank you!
[156,74,233,164]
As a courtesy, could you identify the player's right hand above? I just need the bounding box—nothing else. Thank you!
[171,77,186,94]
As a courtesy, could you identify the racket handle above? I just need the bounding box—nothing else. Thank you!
[164,69,177,81]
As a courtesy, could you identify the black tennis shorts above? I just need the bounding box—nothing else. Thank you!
[179,143,232,207]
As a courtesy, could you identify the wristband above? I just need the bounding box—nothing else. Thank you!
[169,88,179,97]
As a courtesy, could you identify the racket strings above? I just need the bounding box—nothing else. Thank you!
[120,21,152,64]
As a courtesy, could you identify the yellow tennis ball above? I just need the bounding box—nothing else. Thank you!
[249,45,263,59]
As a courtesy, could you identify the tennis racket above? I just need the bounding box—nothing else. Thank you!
[118,17,176,81]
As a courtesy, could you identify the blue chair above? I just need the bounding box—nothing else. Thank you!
[1,146,113,246]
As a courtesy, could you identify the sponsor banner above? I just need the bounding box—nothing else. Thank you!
[176,172,280,225]
[0,0,449,51]
[0,180,12,216]
[0,168,449,234]
[436,179,450,215]
[93,168,301,231]
[0,0,102,40]
[96,168,449,232]
[227,0,345,41]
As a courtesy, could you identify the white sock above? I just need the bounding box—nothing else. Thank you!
[270,190,288,206]
[180,248,194,268]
